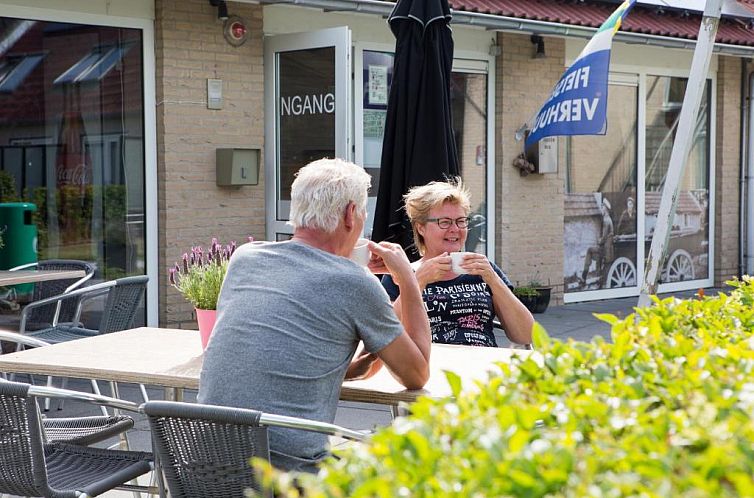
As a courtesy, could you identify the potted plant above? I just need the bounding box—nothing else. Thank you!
[513,281,551,314]
[169,237,244,348]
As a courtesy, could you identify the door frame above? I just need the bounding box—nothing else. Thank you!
[264,26,352,240]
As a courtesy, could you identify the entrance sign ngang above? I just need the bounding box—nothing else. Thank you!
[525,0,637,151]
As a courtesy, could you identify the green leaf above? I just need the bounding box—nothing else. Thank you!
[532,322,550,349]
[444,370,462,398]
[594,313,620,325]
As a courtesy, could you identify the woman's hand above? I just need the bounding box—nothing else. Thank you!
[458,253,498,284]
[415,253,452,289]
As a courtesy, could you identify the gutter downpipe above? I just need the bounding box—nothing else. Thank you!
[746,67,754,276]
[739,58,748,277]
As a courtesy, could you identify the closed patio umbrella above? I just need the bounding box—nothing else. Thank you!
[371,0,459,257]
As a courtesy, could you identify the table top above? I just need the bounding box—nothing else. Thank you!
[341,343,534,404]
[0,270,87,286]
[0,327,535,405]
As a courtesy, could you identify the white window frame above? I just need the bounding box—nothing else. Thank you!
[563,62,716,303]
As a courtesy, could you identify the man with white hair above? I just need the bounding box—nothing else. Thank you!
[198,158,431,473]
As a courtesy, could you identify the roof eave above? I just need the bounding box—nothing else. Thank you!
[234,0,754,56]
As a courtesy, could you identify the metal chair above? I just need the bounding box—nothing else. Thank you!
[23,275,148,344]
[143,400,367,498]
[0,330,135,446]
[12,276,147,411]
[0,380,154,498]
[12,259,96,332]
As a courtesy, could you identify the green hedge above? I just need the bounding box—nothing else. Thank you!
[257,278,754,497]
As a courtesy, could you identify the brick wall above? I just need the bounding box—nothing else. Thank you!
[496,32,565,303]
[156,0,265,327]
[714,55,742,284]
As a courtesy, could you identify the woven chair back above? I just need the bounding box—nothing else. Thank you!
[27,259,96,327]
[0,381,49,496]
[98,275,148,334]
[144,401,272,498]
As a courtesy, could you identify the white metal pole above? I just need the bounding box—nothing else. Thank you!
[637,0,723,307]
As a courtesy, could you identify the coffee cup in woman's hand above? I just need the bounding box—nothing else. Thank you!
[450,252,473,274]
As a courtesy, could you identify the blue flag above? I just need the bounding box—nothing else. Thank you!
[525,0,637,151]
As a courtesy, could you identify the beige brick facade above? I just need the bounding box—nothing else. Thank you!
[714,56,743,285]
[497,33,566,303]
[150,7,745,323]
[155,0,265,327]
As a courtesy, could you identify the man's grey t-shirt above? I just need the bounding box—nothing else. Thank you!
[198,240,403,473]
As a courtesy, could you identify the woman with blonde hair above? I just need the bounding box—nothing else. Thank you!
[381,178,533,347]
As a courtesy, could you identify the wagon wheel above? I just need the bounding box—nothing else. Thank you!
[664,249,695,282]
[606,257,637,288]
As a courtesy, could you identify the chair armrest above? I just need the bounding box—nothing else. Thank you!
[142,400,369,443]
[27,384,141,413]
[19,280,117,332]
[8,262,38,271]
[42,415,135,445]
[260,412,368,442]
[0,329,51,349]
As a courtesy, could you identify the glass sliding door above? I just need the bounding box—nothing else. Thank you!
[564,77,639,299]
[0,17,146,324]
[645,75,711,288]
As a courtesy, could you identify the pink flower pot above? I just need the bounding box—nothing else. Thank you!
[195,308,217,350]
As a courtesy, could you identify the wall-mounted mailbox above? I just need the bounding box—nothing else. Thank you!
[525,135,558,174]
[216,148,259,186]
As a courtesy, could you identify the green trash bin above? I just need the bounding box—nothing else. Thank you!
[0,202,38,297]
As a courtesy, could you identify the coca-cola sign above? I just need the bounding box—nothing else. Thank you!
[56,162,89,187]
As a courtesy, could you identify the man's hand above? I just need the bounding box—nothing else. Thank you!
[345,347,383,381]
[366,241,414,287]
[415,253,452,289]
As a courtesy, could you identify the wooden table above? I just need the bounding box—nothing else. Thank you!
[342,343,534,405]
[0,327,535,406]
[0,270,86,286]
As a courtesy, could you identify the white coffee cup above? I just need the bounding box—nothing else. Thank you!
[350,238,371,267]
[450,252,472,274]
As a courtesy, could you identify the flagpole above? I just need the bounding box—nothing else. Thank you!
[637,0,722,308]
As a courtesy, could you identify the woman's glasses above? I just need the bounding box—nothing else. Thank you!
[425,217,470,229]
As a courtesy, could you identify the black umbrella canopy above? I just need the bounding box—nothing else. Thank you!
[371,0,460,258]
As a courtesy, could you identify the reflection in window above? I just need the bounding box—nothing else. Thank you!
[450,72,488,254]
[564,83,638,293]
[0,54,45,92]
[0,18,145,326]
[359,50,490,255]
[54,42,135,85]
[645,75,710,283]
[276,47,336,220]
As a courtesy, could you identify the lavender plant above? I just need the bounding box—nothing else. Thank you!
[169,237,247,310]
